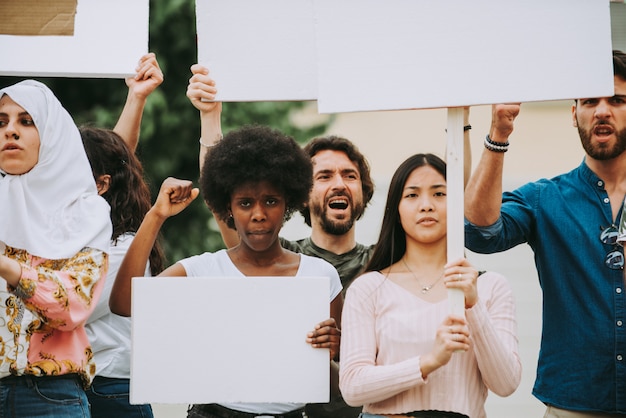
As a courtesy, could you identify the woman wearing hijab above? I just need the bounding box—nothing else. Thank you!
[0,80,111,417]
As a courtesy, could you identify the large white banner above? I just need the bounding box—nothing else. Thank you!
[195,0,614,111]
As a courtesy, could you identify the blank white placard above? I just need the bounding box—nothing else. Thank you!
[313,0,614,113]
[0,0,149,78]
[130,276,329,405]
[196,0,317,101]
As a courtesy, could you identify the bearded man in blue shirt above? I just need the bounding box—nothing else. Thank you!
[464,50,626,417]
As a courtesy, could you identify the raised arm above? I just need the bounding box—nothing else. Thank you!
[113,52,164,152]
[186,64,222,170]
[464,272,521,396]
[464,104,520,226]
[109,177,198,316]
[186,64,240,248]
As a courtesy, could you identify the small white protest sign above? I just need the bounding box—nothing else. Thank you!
[196,0,317,101]
[130,276,329,404]
[313,0,614,113]
[0,0,149,78]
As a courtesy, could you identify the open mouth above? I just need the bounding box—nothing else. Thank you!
[328,198,349,210]
[594,124,614,137]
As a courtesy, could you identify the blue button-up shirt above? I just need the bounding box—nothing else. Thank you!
[465,161,626,414]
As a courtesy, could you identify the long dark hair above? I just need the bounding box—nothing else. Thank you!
[363,153,446,273]
[80,126,165,275]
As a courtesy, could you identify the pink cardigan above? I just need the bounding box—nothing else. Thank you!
[339,271,521,418]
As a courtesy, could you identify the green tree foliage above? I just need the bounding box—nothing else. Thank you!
[0,0,330,264]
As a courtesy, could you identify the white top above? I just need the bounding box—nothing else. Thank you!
[339,270,522,418]
[86,233,150,378]
[180,249,342,414]
[0,80,111,259]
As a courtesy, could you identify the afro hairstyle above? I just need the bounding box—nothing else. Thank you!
[200,124,313,229]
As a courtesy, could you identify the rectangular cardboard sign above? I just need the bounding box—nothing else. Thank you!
[0,0,77,36]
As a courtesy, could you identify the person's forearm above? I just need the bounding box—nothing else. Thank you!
[197,108,240,248]
[464,147,505,226]
[465,104,519,225]
[198,109,222,171]
[113,90,147,153]
[110,209,165,316]
[0,255,22,288]
[340,356,424,406]
[466,284,521,396]
[22,249,107,329]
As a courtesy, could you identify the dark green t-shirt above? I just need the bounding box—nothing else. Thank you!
[280,237,374,293]
[280,236,373,418]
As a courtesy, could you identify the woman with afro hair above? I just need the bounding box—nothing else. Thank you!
[111,124,343,418]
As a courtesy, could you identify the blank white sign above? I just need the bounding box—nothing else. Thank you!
[130,276,330,404]
[196,0,318,101]
[194,0,614,111]
[314,0,614,113]
[0,0,149,78]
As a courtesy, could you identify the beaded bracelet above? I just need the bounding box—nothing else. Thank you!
[484,134,509,153]
[485,133,509,146]
[199,133,224,147]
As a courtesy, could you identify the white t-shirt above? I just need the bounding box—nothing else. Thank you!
[179,249,342,414]
[86,233,150,378]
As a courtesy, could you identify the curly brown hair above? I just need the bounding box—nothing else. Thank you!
[200,124,313,230]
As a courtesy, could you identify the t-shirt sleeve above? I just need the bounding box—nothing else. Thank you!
[178,252,213,277]
[301,255,342,301]
[327,263,342,301]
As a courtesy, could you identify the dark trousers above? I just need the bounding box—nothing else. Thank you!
[305,395,362,418]
[187,403,306,418]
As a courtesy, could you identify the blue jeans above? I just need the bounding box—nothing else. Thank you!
[0,373,90,417]
[86,376,153,418]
